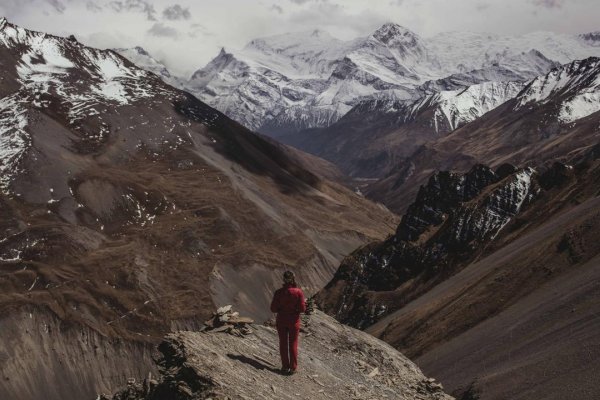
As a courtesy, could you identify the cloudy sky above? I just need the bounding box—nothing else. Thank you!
[1,0,598,76]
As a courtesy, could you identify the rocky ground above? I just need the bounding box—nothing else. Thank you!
[102,310,452,400]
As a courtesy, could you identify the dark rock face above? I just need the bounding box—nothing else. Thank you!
[397,164,500,242]
[317,164,538,328]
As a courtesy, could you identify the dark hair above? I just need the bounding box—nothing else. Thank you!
[283,270,296,285]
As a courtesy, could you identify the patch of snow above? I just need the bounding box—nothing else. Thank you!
[0,94,30,194]
[516,58,600,123]
[559,88,600,123]
[418,81,524,131]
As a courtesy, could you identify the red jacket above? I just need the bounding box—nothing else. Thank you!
[270,283,306,326]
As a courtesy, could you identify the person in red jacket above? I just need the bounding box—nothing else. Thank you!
[270,270,306,375]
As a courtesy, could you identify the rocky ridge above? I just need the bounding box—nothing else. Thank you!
[366,150,600,399]
[317,163,539,329]
[102,310,452,400]
[281,80,525,178]
[317,144,600,399]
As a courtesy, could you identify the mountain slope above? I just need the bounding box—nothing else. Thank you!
[115,46,184,90]
[318,143,600,398]
[515,56,600,122]
[317,163,539,328]
[366,152,600,400]
[0,19,397,400]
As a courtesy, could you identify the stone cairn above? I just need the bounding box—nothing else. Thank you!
[301,296,315,327]
[201,305,254,337]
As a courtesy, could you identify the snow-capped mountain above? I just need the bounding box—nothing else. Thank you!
[366,57,600,214]
[516,57,600,123]
[183,23,600,136]
[0,18,173,193]
[114,46,184,89]
[410,80,526,132]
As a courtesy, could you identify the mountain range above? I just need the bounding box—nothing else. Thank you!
[117,22,600,139]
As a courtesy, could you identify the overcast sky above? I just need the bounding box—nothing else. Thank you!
[1,0,598,77]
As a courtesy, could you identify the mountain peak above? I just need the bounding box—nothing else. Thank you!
[311,28,326,37]
[515,56,600,123]
[133,46,149,56]
[373,22,417,38]
[372,22,421,48]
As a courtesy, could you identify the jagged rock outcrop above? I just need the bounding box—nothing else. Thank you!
[315,148,600,399]
[317,164,538,328]
[101,311,452,400]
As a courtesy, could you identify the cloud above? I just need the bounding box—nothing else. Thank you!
[147,22,178,38]
[188,23,212,38]
[475,2,490,11]
[162,4,191,20]
[288,0,311,3]
[47,0,66,13]
[109,0,157,20]
[287,2,387,37]
[531,0,565,8]
[86,1,103,12]
[271,4,283,14]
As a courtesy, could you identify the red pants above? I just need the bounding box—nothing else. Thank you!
[276,322,300,370]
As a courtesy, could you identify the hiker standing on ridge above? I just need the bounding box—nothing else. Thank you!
[270,270,306,375]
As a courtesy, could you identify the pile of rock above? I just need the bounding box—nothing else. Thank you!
[301,296,316,333]
[201,305,254,337]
